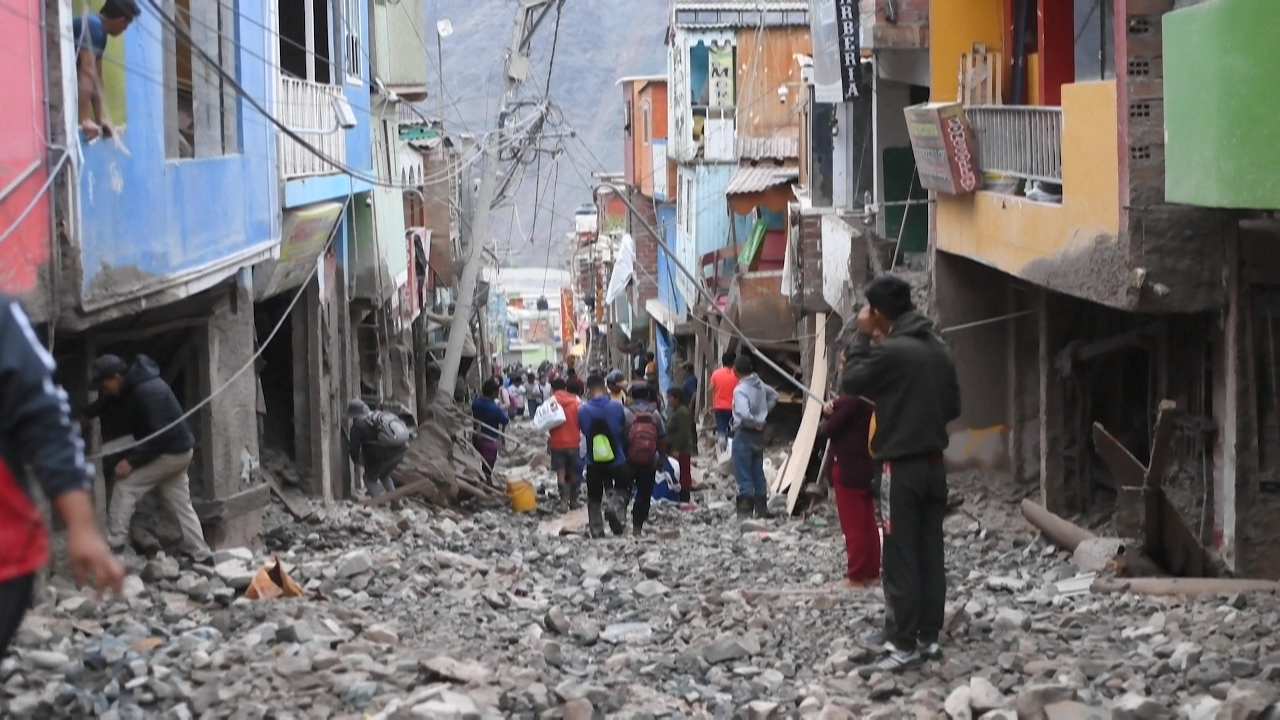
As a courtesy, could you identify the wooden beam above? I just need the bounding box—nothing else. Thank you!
[192,484,271,522]
[785,313,827,516]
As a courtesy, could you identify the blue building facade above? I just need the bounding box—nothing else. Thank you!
[68,0,282,316]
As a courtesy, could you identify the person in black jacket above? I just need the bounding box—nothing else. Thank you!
[87,353,213,564]
[0,295,123,659]
[841,276,960,676]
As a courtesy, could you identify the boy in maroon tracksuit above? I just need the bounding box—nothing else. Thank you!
[821,391,880,588]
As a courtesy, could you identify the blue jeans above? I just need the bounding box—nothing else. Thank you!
[732,428,767,498]
[714,410,734,442]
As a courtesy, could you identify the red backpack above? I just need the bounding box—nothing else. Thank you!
[626,411,660,466]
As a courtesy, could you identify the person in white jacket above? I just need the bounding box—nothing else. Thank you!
[730,354,778,519]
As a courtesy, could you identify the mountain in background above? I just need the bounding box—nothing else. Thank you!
[424,0,669,276]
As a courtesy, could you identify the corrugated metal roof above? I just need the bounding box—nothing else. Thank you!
[725,165,800,196]
[736,135,800,161]
[672,1,809,27]
[675,0,806,7]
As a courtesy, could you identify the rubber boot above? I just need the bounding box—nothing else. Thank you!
[556,485,568,513]
[735,496,753,519]
[587,500,606,539]
[678,489,692,504]
[604,491,625,536]
[632,520,644,536]
[568,483,582,510]
[753,495,775,519]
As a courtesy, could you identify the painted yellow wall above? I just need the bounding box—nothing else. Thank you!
[936,81,1121,272]
[929,0,1005,102]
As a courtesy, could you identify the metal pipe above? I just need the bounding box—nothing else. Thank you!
[940,309,1037,334]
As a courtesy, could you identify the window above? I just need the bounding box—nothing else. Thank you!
[342,0,362,81]
[164,0,239,158]
[640,101,652,145]
[279,0,333,84]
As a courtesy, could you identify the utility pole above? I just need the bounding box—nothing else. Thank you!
[438,0,560,397]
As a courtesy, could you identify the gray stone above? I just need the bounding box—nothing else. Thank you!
[1109,693,1174,720]
[944,685,972,720]
[702,636,754,664]
[545,606,571,635]
[1015,685,1079,720]
[633,579,670,598]
[1043,702,1107,720]
[969,677,1005,712]
[142,555,181,582]
[335,549,373,578]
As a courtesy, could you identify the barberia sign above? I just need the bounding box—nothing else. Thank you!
[903,103,980,195]
[834,0,861,99]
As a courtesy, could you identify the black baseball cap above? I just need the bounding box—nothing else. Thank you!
[91,354,128,387]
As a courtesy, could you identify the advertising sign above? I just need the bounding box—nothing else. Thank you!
[253,201,345,300]
[904,103,980,195]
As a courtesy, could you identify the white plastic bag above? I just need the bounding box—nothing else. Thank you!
[532,397,567,432]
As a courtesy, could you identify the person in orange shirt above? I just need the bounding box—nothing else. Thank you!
[708,352,738,453]
[546,378,583,511]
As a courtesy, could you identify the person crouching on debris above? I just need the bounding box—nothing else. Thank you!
[87,354,214,567]
[731,354,778,519]
[842,275,960,676]
[665,387,696,505]
[578,373,629,538]
[623,383,666,535]
[547,378,582,511]
[346,400,412,499]
[820,378,880,589]
[2,296,123,659]
[472,379,510,484]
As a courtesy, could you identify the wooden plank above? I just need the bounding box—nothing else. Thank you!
[1091,421,1146,538]
[768,453,792,496]
[785,313,828,516]
[265,474,312,520]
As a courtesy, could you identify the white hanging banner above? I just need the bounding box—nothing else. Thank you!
[605,234,636,304]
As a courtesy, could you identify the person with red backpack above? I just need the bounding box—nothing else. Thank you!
[622,383,666,535]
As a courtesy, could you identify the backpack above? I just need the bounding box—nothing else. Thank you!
[368,411,411,449]
[588,416,616,464]
[626,411,660,466]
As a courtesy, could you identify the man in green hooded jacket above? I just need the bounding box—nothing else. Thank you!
[841,275,960,676]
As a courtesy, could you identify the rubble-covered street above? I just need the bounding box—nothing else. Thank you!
[4,421,1279,720]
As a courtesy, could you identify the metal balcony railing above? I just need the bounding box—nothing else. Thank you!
[277,76,347,179]
[966,106,1063,184]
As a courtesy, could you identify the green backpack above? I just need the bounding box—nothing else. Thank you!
[588,416,616,464]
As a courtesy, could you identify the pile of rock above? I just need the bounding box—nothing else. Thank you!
[5,465,1280,718]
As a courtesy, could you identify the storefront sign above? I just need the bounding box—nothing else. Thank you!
[559,286,575,359]
[253,201,345,301]
[904,103,980,195]
[708,44,735,109]
[834,0,861,99]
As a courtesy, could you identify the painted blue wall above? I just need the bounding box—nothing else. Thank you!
[655,204,682,313]
[693,164,734,259]
[76,2,281,307]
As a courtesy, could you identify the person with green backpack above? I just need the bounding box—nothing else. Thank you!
[576,374,630,538]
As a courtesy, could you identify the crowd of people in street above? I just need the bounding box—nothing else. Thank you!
[0,272,960,683]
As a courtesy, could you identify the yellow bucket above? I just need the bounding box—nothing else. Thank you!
[506,478,537,513]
